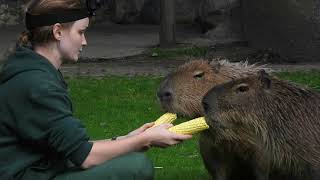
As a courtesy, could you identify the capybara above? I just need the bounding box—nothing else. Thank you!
[157,59,266,118]
[157,59,268,179]
[202,70,320,180]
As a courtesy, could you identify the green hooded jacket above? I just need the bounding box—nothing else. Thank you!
[0,47,93,179]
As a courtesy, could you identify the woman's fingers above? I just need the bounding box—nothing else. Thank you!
[142,122,155,129]
[160,123,193,140]
[137,122,154,132]
[172,133,193,140]
[161,123,174,129]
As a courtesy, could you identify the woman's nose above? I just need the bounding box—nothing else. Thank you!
[82,35,87,46]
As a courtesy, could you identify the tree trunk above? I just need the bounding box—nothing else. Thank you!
[160,0,176,47]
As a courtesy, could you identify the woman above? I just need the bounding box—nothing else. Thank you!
[0,0,192,179]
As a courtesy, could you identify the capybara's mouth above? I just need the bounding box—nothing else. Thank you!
[204,115,218,127]
[159,105,184,118]
[206,116,230,130]
[160,103,175,113]
[160,102,183,116]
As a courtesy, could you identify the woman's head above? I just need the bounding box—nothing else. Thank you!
[18,0,89,62]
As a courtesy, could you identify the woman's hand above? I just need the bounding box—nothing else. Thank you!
[127,122,154,137]
[142,123,193,148]
[119,122,192,151]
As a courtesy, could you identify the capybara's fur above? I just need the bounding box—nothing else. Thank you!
[157,59,269,179]
[157,59,267,118]
[202,70,320,180]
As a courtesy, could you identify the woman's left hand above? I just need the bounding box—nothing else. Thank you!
[127,122,154,137]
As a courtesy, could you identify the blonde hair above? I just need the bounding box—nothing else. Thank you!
[17,0,82,48]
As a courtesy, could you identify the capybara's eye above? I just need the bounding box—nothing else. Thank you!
[236,83,249,93]
[193,71,205,79]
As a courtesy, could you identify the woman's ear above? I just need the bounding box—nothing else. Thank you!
[52,23,63,41]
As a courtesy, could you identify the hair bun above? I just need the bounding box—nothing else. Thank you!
[17,31,30,47]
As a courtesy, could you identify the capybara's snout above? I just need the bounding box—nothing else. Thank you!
[202,97,210,115]
[157,86,173,103]
[202,85,223,115]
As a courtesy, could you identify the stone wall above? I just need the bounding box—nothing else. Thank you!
[200,0,244,43]
[242,0,320,62]
[0,0,25,26]
[108,0,320,62]
[109,0,201,24]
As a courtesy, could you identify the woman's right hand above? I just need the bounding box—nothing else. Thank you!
[142,123,192,148]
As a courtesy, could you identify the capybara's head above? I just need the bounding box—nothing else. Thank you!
[202,70,272,130]
[202,69,320,139]
[158,59,267,117]
[203,70,320,170]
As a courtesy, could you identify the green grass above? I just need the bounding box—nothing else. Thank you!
[275,70,320,90]
[67,71,319,179]
[148,47,208,59]
[67,76,210,179]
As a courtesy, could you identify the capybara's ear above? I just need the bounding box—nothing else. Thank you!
[258,70,271,89]
[209,60,221,73]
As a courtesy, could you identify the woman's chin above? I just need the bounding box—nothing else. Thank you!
[74,56,79,62]
[63,56,78,63]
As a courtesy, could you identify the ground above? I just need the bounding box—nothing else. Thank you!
[61,46,320,77]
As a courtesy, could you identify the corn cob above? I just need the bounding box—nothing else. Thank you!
[152,113,177,127]
[169,117,209,135]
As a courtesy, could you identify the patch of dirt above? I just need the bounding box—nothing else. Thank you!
[61,45,320,77]
[61,55,190,77]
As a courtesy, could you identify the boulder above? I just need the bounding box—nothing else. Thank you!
[109,0,146,24]
[242,0,320,62]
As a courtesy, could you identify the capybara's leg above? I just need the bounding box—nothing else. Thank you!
[311,168,320,180]
[312,174,320,180]
[252,153,270,180]
[199,134,229,180]
[254,168,269,180]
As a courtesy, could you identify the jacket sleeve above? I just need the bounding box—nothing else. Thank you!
[13,75,93,166]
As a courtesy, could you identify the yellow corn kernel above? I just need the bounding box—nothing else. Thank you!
[152,113,177,127]
[169,117,209,135]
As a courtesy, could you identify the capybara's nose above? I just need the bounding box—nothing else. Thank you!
[157,88,173,102]
[202,100,210,114]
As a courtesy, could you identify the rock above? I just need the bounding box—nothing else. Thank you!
[242,0,320,62]
[110,0,146,24]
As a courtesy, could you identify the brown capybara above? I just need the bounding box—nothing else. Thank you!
[202,70,320,180]
[157,59,269,179]
[157,59,267,118]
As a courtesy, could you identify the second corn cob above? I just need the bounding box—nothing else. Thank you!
[169,117,209,135]
[152,113,177,127]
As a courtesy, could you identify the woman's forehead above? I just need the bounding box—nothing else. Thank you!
[73,17,89,29]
